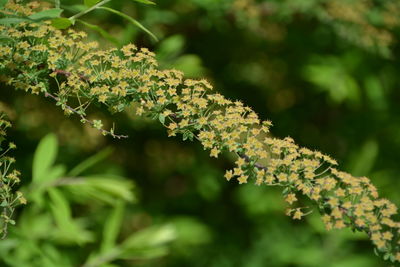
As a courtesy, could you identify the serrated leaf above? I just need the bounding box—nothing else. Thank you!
[77,19,119,45]
[129,0,156,5]
[33,133,58,183]
[98,7,158,42]
[84,0,101,7]
[51,17,73,29]
[28,8,63,21]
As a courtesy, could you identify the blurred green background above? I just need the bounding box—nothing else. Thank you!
[2,0,400,266]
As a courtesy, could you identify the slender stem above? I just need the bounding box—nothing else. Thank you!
[69,0,112,21]
[44,92,128,139]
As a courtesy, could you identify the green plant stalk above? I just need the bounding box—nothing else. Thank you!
[69,0,111,21]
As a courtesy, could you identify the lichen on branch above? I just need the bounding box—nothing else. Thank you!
[1,1,400,263]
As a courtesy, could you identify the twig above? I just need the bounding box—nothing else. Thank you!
[44,92,128,139]
[239,153,268,171]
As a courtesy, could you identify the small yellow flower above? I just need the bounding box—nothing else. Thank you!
[224,170,233,181]
[285,193,297,204]
[237,175,248,184]
[293,209,303,220]
[210,147,220,158]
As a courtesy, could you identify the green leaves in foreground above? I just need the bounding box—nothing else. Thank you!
[32,133,58,183]
[0,133,181,266]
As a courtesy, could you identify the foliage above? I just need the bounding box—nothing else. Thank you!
[228,0,399,57]
[1,0,400,266]
[0,113,24,239]
[0,133,179,267]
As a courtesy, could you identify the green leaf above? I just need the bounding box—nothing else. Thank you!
[120,224,176,259]
[68,147,113,177]
[48,188,73,236]
[348,139,379,176]
[129,0,156,5]
[33,133,58,183]
[97,7,158,42]
[64,175,136,204]
[48,188,94,244]
[122,224,176,248]
[76,19,119,45]
[28,8,64,21]
[0,0,8,8]
[45,165,67,183]
[171,217,212,245]
[84,0,101,7]
[158,114,165,124]
[51,18,73,29]
[100,200,125,253]
[0,18,32,25]
[0,35,13,43]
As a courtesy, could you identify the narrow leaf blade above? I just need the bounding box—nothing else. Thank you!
[33,133,58,183]
[100,200,125,253]
[84,0,101,7]
[98,7,158,42]
[76,20,119,45]
[0,18,32,25]
[129,0,156,5]
[28,8,63,21]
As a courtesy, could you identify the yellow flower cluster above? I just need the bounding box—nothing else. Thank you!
[1,1,400,263]
[0,113,25,239]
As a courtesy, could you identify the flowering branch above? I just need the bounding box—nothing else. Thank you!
[44,92,128,139]
[1,2,400,264]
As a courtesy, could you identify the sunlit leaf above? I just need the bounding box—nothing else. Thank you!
[51,17,73,29]
[63,175,135,204]
[100,200,125,253]
[48,188,94,244]
[28,8,63,21]
[119,224,176,259]
[0,18,32,25]
[121,224,176,249]
[33,133,58,183]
